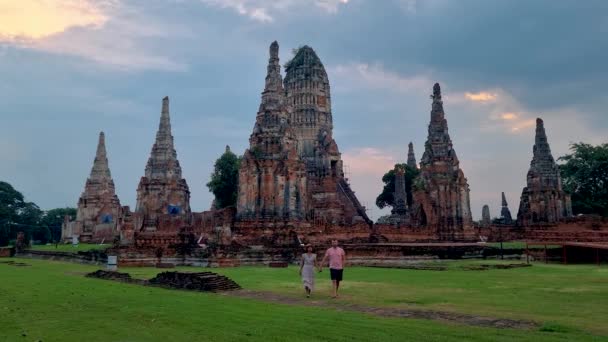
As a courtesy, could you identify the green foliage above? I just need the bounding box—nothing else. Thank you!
[376,164,420,209]
[0,225,8,247]
[0,181,77,246]
[284,45,305,69]
[40,207,77,242]
[0,181,43,245]
[206,148,241,209]
[0,181,26,224]
[558,142,608,216]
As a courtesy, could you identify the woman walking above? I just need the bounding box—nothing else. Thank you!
[299,244,318,298]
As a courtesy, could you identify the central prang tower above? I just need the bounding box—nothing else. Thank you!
[236,42,371,227]
[236,41,308,222]
[283,45,371,225]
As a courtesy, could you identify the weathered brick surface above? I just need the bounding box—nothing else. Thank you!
[62,132,122,243]
[135,97,191,232]
[236,42,370,227]
[410,83,474,240]
[517,118,573,225]
[237,42,308,222]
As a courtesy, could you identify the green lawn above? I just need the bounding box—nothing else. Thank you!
[1,258,607,341]
[27,243,109,252]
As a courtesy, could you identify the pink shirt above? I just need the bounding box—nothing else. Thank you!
[325,247,345,269]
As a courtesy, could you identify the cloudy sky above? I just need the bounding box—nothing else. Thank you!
[1,0,606,220]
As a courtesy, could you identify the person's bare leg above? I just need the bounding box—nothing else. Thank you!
[335,281,340,297]
[332,280,337,298]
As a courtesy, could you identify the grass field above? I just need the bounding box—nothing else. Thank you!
[27,243,109,252]
[1,258,607,341]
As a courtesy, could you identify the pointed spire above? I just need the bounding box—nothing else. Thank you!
[517,118,572,224]
[259,41,284,112]
[530,117,556,168]
[255,41,289,133]
[430,82,445,123]
[420,82,456,166]
[144,96,182,179]
[500,192,513,224]
[269,40,279,59]
[89,131,112,181]
[159,96,171,140]
[432,82,442,99]
[392,165,407,215]
[407,142,417,169]
[525,117,562,191]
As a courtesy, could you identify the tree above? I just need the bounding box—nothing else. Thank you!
[376,164,420,210]
[0,181,46,245]
[40,208,77,243]
[558,142,608,217]
[206,147,241,209]
[1,182,35,245]
[0,181,26,224]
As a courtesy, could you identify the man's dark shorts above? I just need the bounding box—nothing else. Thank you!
[330,268,343,281]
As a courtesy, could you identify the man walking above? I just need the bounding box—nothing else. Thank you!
[320,239,346,298]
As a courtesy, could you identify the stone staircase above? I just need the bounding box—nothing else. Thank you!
[338,178,372,225]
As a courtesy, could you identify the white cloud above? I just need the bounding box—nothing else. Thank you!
[329,63,432,95]
[315,0,349,13]
[199,0,350,22]
[396,0,418,13]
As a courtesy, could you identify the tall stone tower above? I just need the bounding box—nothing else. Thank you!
[500,192,513,224]
[237,41,308,221]
[135,97,191,230]
[407,142,418,169]
[62,132,121,242]
[283,45,371,225]
[411,83,473,240]
[481,205,491,227]
[392,165,408,215]
[283,46,333,162]
[517,118,572,225]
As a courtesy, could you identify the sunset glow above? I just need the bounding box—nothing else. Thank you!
[464,91,497,102]
[0,0,107,41]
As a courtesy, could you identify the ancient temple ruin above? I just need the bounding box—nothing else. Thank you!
[62,132,122,242]
[392,166,408,216]
[135,97,191,231]
[411,83,473,240]
[236,41,308,223]
[283,45,371,225]
[407,142,418,169]
[499,192,513,224]
[517,118,572,225]
[481,205,491,227]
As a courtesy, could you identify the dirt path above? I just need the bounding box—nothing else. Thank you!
[223,289,539,330]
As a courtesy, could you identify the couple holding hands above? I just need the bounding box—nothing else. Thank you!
[298,239,345,298]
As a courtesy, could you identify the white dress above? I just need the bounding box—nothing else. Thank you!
[301,253,316,291]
